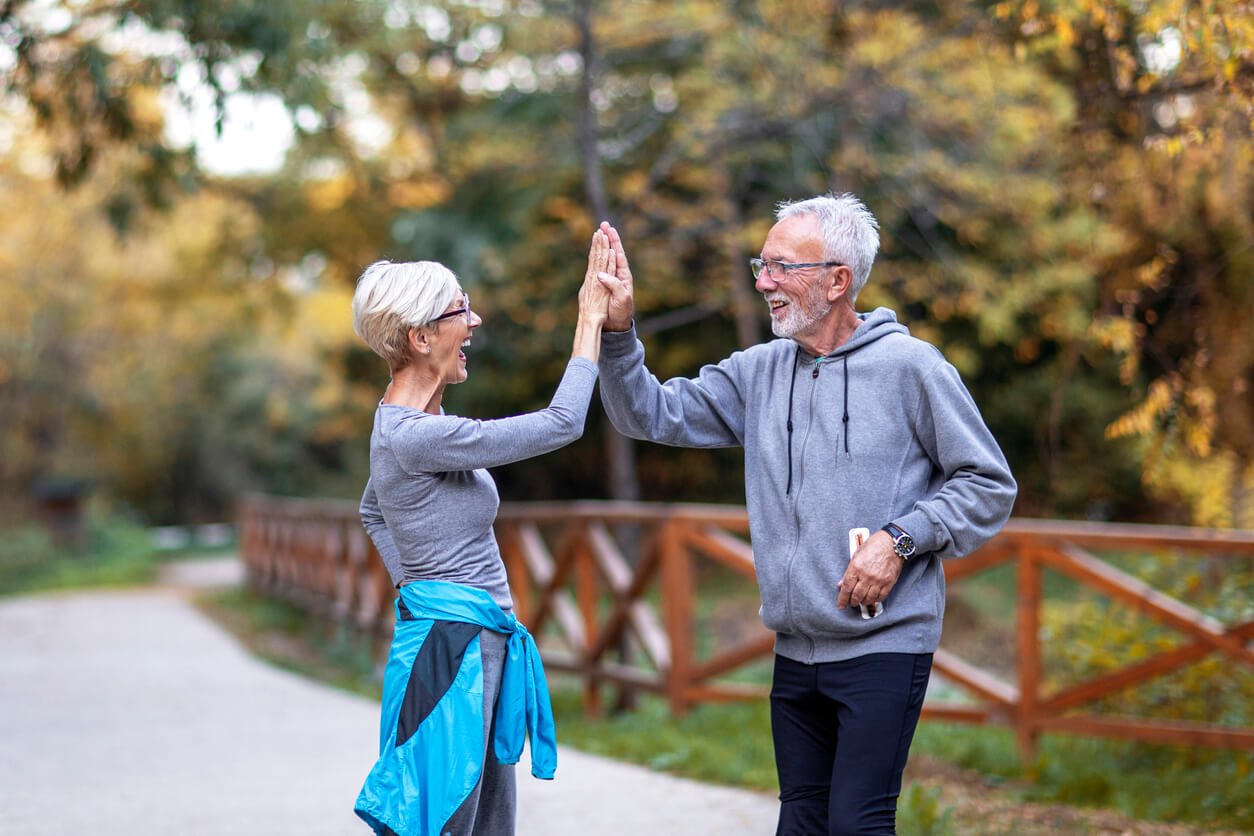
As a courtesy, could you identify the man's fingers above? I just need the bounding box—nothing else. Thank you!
[602,236,615,273]
[603,224,633,281]
[597,272,628,297]
[836,575,853,607]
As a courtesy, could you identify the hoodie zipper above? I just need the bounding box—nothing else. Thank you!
[783,351,852,660]
[785,354,826,660]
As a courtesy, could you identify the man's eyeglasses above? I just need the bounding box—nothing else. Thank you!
[430,293,471,324]
[749,258,845,280]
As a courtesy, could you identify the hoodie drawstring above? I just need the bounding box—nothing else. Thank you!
[785,347,800,496]
[786,351,851,496]
[842,353,850,454]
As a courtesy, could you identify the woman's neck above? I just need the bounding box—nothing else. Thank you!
[383,365,444,414]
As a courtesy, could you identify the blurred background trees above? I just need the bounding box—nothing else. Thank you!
[1,0,1250,527]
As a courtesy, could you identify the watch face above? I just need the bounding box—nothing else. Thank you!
[895,534,916,558]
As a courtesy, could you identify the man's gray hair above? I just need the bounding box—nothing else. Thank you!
[776,193,880,302]
[352,260,461,372]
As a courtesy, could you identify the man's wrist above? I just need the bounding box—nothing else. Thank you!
[881,522,917,561]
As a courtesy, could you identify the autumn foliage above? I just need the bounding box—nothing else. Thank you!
[1,0,1250,527]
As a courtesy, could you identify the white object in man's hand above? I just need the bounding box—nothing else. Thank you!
[847,528,884,619]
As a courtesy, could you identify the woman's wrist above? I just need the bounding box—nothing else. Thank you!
[571,317,602,363]
[578,311,607,328]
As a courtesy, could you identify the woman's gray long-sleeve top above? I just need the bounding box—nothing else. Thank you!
[359,358,598,609]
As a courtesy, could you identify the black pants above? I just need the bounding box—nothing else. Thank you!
[770,652,932,836]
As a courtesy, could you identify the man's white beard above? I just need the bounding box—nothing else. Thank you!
[770,285,832,338]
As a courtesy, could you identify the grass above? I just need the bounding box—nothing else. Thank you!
[0,515,164,595]
[912,722,1253,830]
[548,679,778,789]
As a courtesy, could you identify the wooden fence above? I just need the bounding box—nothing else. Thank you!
[237,495,1254,759]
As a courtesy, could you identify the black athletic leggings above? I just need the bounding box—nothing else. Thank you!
[770,652,932,836]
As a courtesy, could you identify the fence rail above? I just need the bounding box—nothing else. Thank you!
[237,495,1254,759]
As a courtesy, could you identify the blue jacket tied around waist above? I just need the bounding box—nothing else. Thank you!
[354,581,557,835]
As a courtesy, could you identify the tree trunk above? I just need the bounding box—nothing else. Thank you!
[721,185,762,348]
[574,0,641,507]
[575,0,641,711]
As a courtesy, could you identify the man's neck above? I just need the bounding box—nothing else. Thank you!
[794,305,861,357]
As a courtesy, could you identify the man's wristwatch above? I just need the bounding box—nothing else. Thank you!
[881,522,917,561]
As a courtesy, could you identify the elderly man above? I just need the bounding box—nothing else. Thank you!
[593,193,1017,835]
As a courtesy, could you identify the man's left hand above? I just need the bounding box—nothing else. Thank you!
[836,531,904,609]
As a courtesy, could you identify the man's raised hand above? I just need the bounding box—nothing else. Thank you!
[597,221,635,332]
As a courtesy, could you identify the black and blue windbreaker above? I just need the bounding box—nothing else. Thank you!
[354,580,557,835]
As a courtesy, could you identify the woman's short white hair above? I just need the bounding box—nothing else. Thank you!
[352,260,461,371]
[776,193,880,302]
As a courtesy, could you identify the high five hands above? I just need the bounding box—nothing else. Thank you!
[594,221,635,332]
[579,229,614,326]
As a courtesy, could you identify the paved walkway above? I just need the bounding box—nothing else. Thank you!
[0,560,778,835]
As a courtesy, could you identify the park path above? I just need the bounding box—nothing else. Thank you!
[0,558,778,835]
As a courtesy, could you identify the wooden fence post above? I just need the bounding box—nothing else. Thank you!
[572,524,604,716]
[1016,546,1043,763]
[660,520,694,714]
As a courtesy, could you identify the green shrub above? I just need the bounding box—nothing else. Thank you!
[897,783,956,836]
[1039,552,1252,739]
[0,512,161,595]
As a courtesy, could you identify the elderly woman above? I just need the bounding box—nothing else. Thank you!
[350,232,613,836]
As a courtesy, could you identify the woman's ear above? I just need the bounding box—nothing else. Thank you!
[408,327,431,356]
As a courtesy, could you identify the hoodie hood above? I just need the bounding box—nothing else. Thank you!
[821,306,910,359]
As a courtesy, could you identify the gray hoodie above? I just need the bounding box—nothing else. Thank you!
[598,307,1017,664]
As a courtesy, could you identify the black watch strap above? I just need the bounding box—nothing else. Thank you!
[881,522,917,561]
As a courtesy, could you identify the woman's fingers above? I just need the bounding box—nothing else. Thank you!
[586,230,604,276]
[601,233,614,275]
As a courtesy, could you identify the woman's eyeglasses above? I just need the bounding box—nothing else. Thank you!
[430,293,471,324]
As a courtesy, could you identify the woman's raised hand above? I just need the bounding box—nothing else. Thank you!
[578,229,613,326]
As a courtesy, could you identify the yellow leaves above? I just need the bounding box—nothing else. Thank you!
[1106,371,1243,525]
[955,217,992,247]
[1133,250,1175,290]
[1144,450,1240,528]
[306,174,356,212]
[386,177,450,210]
[619,170,650,201]
[541,195,594,236]
[1182,385,1216,457]
[847,10,925,69]
[127,86,167,134]
[1088,316,1139,382]
[298,285,356,349]
[1107,376,1174,440]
